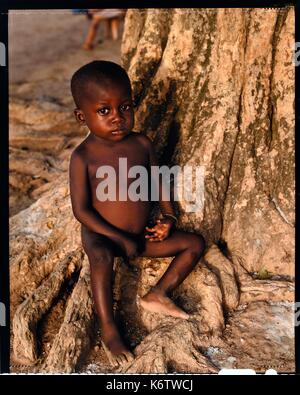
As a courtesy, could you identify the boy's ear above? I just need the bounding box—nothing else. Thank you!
[74,108,86,125]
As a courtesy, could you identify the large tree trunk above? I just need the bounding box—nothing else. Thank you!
[10,8,294,373]
[122,8,294,277]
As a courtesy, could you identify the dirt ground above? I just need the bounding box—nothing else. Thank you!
[9,10,122,103]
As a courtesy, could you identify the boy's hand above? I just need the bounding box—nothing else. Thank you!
[145,219,173,242]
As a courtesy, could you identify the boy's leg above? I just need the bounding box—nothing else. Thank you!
[81,225,133,366]
[139,230,205,319]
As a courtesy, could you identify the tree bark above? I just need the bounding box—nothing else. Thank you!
[122,8,294,277]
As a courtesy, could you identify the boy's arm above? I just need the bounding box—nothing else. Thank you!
[69,150,132,245]
[139,134,177,225]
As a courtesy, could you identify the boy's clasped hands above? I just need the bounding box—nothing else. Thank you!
[145,218,174,242]
[118,218,175,259]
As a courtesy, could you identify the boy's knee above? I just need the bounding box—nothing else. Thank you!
[90,245,114,267]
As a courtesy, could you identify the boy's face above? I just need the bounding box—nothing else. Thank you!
[75,81,134,142]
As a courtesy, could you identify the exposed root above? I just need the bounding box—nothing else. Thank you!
[42,257,95,373]
[12,249,83,365]
[240,279,294,304]
[122,320,219,373]
[204,244,240,311]
[10,237,69,311]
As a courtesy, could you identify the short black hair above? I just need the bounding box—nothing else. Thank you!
[70,60,132,108]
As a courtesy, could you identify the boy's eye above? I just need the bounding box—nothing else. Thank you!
[120,104,132,112]
[98,108,110,115]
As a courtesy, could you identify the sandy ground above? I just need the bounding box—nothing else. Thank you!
[9,10,122,104]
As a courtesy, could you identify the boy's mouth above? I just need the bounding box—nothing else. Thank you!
[112,128,127,135]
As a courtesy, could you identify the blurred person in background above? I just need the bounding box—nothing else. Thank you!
[82,9,126,50]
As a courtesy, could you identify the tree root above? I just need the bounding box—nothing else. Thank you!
[12,248,83,365]
[240,279,294,304]
[42,257,95,373]
[122,320,220,373]
[204,244,240,311]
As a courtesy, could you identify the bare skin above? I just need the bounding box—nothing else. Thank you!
[138,289,189,320]
[69,80,205,367]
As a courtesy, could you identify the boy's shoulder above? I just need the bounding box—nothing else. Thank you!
[70,137,89,161]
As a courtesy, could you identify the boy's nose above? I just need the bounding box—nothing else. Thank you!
[111,112,124,125]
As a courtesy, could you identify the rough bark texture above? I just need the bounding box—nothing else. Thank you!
[12,249,83,365]
[122,8,294,277]
[9,9,294,373]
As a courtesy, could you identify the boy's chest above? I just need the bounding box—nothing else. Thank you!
[87,144,149,181]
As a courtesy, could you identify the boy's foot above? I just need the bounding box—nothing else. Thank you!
[139,289,189,320]
[101,322,134,368]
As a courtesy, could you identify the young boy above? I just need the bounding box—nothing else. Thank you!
[69,60,205,368]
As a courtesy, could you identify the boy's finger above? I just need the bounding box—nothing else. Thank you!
[145,234,158,239]
[145,226,155,232]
